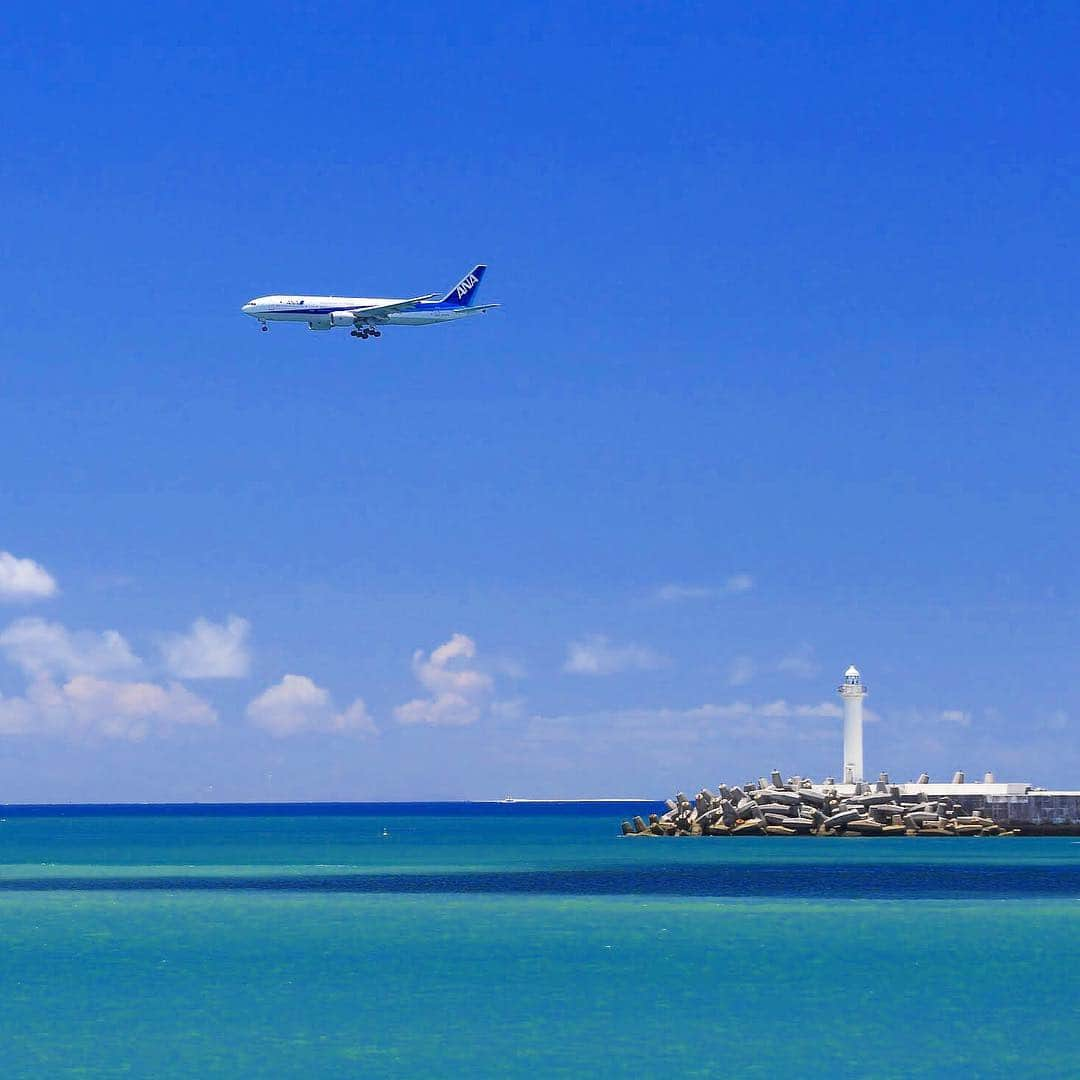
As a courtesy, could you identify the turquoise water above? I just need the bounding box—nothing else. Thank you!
[1,806,1077,1077]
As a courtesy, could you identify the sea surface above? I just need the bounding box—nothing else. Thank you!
[0,802,1077,1078]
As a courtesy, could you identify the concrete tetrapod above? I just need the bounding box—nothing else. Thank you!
[630,776,1033,837]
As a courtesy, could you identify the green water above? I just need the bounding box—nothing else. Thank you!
[0,809,1076,1077]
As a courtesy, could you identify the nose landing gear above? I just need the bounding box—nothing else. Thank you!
[259,321,268,332]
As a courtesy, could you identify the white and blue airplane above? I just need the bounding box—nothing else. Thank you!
[241,264,497,339]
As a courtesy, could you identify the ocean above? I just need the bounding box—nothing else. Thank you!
[0,803,1076,1078]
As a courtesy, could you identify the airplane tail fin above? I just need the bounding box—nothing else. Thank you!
[440,264,486,305]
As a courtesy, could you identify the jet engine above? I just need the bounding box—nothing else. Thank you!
[330,311,360,328]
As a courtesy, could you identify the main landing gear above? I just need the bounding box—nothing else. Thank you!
[350,327,382,339]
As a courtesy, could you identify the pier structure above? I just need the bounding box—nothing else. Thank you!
[622,663,1080,836]
[838,665,866,784]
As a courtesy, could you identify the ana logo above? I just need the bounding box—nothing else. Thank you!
[456,273,478,299]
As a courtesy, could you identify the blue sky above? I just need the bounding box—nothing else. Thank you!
[1,2,1078,800]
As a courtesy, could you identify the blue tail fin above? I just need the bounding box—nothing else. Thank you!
[440,264,486,305]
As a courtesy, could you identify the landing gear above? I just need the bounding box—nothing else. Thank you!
[350,324,381,340]
[259,321,268,332]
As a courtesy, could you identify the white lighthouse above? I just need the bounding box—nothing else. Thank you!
[838,665,867,784]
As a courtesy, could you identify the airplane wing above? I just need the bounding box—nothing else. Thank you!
[337,294,440,320]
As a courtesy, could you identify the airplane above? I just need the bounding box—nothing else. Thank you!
[241,264,497,340]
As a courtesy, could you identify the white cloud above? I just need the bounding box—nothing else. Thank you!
[161,615,251,679]
[526,698,843,753]
[0,552,58,602]
[0,617,141,679]
[939,708,971,727]
[492,656,529,679]
[490,697,526,722]
[727,656,756,686]
[758,700,842,719]
[246,674,375,737]
[724,573,755,594]
[777,643,819,679]
[654,583,715,603]
[564,634,665,676]
[652,574,754,603]
[394,633,495,726]
[0,676,216,740]
[1043,709,1068,732]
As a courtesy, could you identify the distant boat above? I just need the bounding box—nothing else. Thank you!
[501,795,516,803]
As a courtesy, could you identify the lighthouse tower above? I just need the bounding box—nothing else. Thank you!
[838,665,867,784]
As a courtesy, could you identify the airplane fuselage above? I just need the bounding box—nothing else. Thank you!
[241,296,482,328]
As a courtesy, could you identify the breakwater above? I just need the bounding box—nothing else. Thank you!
[622,771,1080,836]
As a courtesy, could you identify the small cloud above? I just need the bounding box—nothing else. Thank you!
[564,634,665,676]
[89,573,136,593]
[760,700,842,719]
[490,697,526,722]
[724,573,754,594]
[161,616,251,679]
[0,617,141,679]
[1043,709,1068,732]
[335,698,377,734]
[777,643,819,679]
[395,633,495,727]
[525,697,844,756]
[939,709,971,727]
[654,583,715,603]
[652,575,754,603]
[492,656,529,679]
[0,675,215,740]
[246,674,375,738]
[727,656,756,686]
[0,552,58,603]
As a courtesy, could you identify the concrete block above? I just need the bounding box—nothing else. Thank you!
[845,818,884,833]
[732,819,766,835]
[768,791,802,807]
